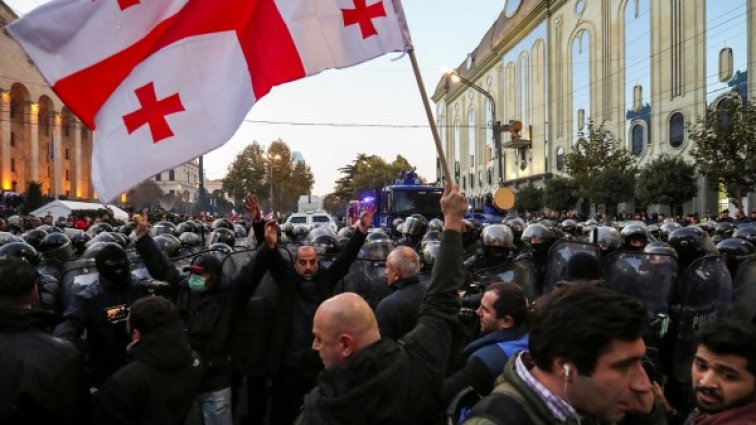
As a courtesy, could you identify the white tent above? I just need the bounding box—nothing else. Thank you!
[30,200,130,222]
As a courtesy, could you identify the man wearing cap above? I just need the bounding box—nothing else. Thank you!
[719,209,734,223]
[134,218,274,425]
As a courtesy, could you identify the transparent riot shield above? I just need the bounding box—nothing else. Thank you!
[543,241,601,294]
[61,258,99,309]
[672,255,733,383]
[222,249,256,278]
[727,258,756,323]
[601,251,677,315]
[340,259,390,310]
[474,258,538,301]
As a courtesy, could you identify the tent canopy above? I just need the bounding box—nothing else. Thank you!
[30,200,129,222]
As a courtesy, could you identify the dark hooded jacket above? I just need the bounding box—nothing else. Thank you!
[296,230,465,425]
[375,275,428,340]
[94,319,203,425]
[0,308,92,425]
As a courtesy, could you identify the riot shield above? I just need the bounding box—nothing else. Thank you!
[340,259,390,310]
[672,255,733,383]
[727,258,756,323]
[542,241,601,294]
[61,258,99,309]
[601,251,677,315]
[474,258,538,300]
[222,249,256,278]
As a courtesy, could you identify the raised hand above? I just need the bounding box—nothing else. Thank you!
[133,214,149,238]
[243,194,262,221]
[264,221,278,248]
[440,184,466,233]
[358,205,376,233]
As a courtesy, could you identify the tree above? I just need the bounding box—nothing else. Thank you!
[689,97,756,209]
[21,180,45,214]
[543,176,577,212]
[127,179,163,210]
[333,153,418,199]
[564,121,637,209]
[267,140,315,213]
[636,155,698,213]
[223,142,268,205]
[588,168,636,217]
[322,193,347,218]
[514,185,543,214]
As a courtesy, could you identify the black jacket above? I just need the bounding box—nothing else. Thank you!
[54,276,146,387]
[134,234,270,391]
[297,230,465,425]
[375,275,428,340]
[95,319,203,425]
[261,228,367,373]
[0,308,92,425]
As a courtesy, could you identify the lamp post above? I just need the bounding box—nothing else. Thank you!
[448,71,504,187]
[267,153,281,215]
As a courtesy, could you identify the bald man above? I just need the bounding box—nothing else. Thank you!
[296,184,468,425]
[374,246,428,340]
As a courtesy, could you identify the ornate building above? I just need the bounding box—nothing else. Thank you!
[0,3,94,199]
[433,0,754,214]
[151,160,201,204]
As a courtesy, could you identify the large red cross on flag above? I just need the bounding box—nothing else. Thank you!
[9,0,412,202]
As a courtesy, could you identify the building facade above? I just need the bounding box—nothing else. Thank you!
[433,0,755,214]
[0,3,95,199]
[151,159,201,203]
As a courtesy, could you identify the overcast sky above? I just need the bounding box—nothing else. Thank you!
[6,0,505,196]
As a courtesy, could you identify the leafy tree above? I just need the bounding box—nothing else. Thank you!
[223,142,268,205]
[543,176,578,212]
[127,179,163,210]
[689,97,756,208]
[588,168,636,217]
[636,155,698,212]
[267,140,315,213]
[333,154,418,199]
[21,180,45,214]
[322,193,347,218]
[564,121,637,208]
[207,189,235,216]
[514,185,543,214]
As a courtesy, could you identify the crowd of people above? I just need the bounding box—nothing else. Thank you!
[0,188,755,425]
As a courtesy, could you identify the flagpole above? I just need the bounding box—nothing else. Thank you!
[408,50,453,185]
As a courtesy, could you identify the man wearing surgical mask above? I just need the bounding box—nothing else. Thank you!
[133,217,273,425]
[55,242,145,389]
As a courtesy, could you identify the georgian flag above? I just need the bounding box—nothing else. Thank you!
[9,0,412,202]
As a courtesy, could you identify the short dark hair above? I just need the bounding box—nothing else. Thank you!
[486,282,529,327]
[0,258,40,306]
[128,296,180,334]
[697,319,756,377]
[529,284,648,375]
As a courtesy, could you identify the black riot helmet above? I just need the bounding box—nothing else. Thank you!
[360,231,394,261]
[233,224,248,240]
[0,232,20,247]
[503,217,526,242]
[37,224,63,234]
[621,223,650,251]
[87,222,113,236]
[109,232,129,249]
[208,242,233,263]
[463,219,483,247]
[39,232,74,262]
[86,231,117,247]
[69,230,92,256]
[179,232,201,249]
[307,230,339,256]
[733,226,756,246]
[119,222,135,236]
[95,242,131,284]
[421,230,442,249]
[211,218,234,231]
[644,241,678,259]
[522,223,557,259]
[154,234,181,257]
[560,219,578,236]
[0,241,40,265]
[82,241,109,259]
[481,224,514,259]
[589,226,622,253]
[698,221,717,237]
[175,221,197,236]
[403,215,427,237]
[422,241,441,268]
[659,222,682,242]
[427,218,444,233]
[21,229,48,250]
[209,228,235,247]
[715,222,738,239]
[667,226,717,266]
[151,221,176,237]
[292,224,311,243]
[716,237,755,257]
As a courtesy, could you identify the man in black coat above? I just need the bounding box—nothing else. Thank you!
[95,296,203,425]
[296,184,467,424]
[0,258,92,424]
[374,245,428,340]
[133,217,273,425]
[263,206,373,425]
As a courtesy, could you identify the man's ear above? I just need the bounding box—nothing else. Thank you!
[497,314,514,329]
[339,334,355,358]
[131,328,141,343]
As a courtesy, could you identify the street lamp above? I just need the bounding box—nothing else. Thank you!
[267,153,281,215]
[447,70,504,187]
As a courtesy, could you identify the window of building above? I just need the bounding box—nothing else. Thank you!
[169,170,175,181]
[65,169,69,181]
[65,148,70,160]
[468,109,476,170]
[556,146,565,171]
[624,0,652,150]
[485,99,493,163]
[572,30,591,143]
[155,173,162,181]
[669,112,685,148]
[454,118,461,176]
[169,189,175,195]
[64,124,69,137]
[10,159,15,172]
[10,132,15,147]
[631,124,644,156]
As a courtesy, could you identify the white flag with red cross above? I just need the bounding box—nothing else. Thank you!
[9,0,412,202]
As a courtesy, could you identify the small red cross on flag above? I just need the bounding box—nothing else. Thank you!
[122,82,185,143]
[341,0,387,39]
